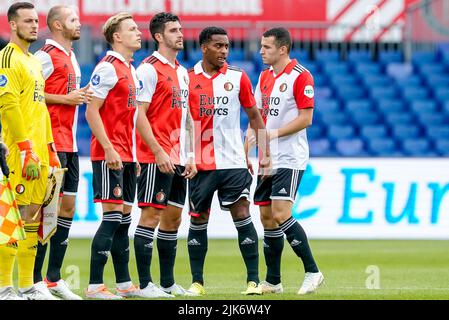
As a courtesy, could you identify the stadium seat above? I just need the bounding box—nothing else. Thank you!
[335,138,365,156]
[354,62,381,75]
[315,87,333,99]
[230,60,255,74]
[323,62,349,75]
[363,74,392,87]
[328,125,355,140]
[321,112,349,125]
[291,49,310,62]
[360,125,388,141]
[418,63,446,75]
[386,63,413,81]
[309,138,332,156]
[385,112,414,126]
[395,75,422,88]
[330,74,358,87]
[188,49,203,63]
[401,138,431,156]
[410,100,438,114]
[402,87,429,101]
[307,125,325,140]
[370,86,398,99]
[426,125,449,140]
[313,74,327,87]
[377,99,405,113]
[416,113,448,126]
[379,51,403,65]
[350,111,381,125]
[427,74,449,88]
[80,64,95,87]
[301,61,319,74]
[434,138,449,156]
[337,85,365,100]
[392,124,421,141]
[367,138,399,156]
[315,49,340,62]
[411,51,437,65]
[347,50,372,63]
[315,98,340,114]
[227,49,245,62]
[434,88,449,103]
[345,100,372,114]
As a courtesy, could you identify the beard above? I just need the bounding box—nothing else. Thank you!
[17,28,36,43]
[62,27,80,41]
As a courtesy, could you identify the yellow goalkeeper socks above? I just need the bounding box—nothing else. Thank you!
[0,242,18,288]
[17,223,39,290]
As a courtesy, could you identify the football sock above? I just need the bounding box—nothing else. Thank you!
[111,213,132,284]
[157,229,178,288]
[89,211,121,284]
[134,225,155,289]
[263,228,284,285]
[234,217,259,283]
[187,221,208,285]
[47,216,73,282]
[17,223,39,290]
[0,242,18,287]
[280,217,319,273]
[33,241,47,283]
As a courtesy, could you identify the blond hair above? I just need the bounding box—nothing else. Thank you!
[102,12,133,45]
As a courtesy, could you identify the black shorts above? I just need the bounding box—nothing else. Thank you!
[92,161,137,205]
[137,163,186,209]
[58,152,79,195]
[189,169,252,216]
[254,168,304,205]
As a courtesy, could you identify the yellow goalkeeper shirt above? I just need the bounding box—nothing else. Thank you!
[0,42,53,166]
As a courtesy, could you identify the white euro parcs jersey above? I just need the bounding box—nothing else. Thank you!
[188,62,256,171]
[255,59,314,170]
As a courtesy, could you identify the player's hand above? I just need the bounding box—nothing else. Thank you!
[17,140,41,180]
[246,157,254,175]
[105,146,123,170]
[136,161,141,177]
[66,89,87,105]
[259,154,272,180]
[182,158,197,179]
[48,142,61,168]
[155,149,175,174]
[81,84,94,104]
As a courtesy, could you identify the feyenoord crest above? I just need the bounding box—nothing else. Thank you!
[224,81,233,91]
[156,191,166,203]
[113,186,122,198]
[15,184,25,194]
[279,83,288,92]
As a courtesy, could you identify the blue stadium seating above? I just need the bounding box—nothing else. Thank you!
[336,138,365,156]
[347,50,372,63]
[426,126,449,140]
[354,62,381,75]
[307,125,325,140]
[360,125,388,140]
[386,63,413,81]
[370,86,398,99]
[315,50,340,63]
[410,100,438,114]
[377,99,405,113]
[379,51,403,65]
[402,138,431,156]
[309,139,332,156]
[434,138,449,156]
[385,112,414,126]
[328,125,355,140]
[345,100,372,114]
[323,62,349,75]
[392,124,421,141]
[315,99,340,114]
[363,74,392,87]
[368,138,399,156]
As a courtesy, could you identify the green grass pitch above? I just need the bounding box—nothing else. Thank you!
[33,239,449,300]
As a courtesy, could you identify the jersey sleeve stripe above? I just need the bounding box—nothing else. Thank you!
[144,56,158,64]
[2,46,13,68]
[42,44,56,53]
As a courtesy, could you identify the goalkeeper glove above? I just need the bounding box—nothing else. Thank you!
[48,142,60,168]
[18,140,40,180]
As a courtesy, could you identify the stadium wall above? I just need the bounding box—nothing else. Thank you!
[68,157,449,239]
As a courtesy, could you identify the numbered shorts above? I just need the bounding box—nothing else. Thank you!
[189,169,252,216]
[7,149,48,206]
[137,163,186,209]
[254,168,304,205]
[58,152,79,196]
[92,161,136,205]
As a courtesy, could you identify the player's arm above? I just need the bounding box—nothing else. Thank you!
[240,72,271,174]
[136,102,175,174]
[86,62,122,170]
[0,65,40,180]
[45,107,60,168]
[135,62,175,174]
[270,73,314,140]
[182,103,197,179]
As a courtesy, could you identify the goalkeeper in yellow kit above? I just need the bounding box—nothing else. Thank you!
[0,2,60,300]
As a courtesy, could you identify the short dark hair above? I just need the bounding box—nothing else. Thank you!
[199,27,227,46]
[263,27,291,53]
[7,2,35,22]
[149,12,180,43]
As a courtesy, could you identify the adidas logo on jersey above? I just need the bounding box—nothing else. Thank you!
[144,242,153,249]
[241,237,256,245]
[98,250,110,257]
[290,239,302,246]
[278,188,288,194]
[167,76,173,82]
[194,84,202,90]
[188,239,201,246]
[60,239,69,246]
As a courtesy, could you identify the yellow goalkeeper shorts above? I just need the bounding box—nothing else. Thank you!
[7,149,48,206]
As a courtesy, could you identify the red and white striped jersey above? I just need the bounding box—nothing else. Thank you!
[35,39,81,153]
[255,59,314,170]
[89,51,139,162]
[136,51,189,165]
[189,62,256,171]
